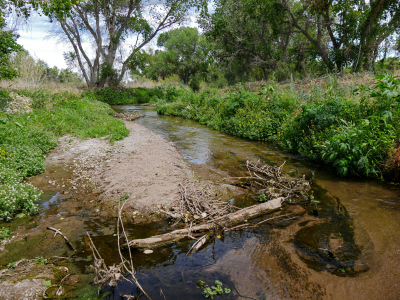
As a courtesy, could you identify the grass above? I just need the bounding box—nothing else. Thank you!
[0,88,129,220]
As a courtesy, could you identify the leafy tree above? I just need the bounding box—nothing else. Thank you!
[0,2,21,80]
[141,27,212,88]
[283,0,400,72]
[201,0,287,81]
[49,0,196,88]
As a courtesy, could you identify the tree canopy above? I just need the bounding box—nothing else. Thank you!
[49,0,198,88]
[138,27,212,89]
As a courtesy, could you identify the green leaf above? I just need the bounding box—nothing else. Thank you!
[16,213,26,218]
[42,280,52,287]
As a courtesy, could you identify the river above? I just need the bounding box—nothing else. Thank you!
[1,105,400,299]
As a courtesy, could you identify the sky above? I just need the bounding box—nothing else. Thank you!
[14,5,203,72]
[17,13,68,69]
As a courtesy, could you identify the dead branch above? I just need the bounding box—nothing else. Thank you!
[186,234,208,255]
[125,197,284,249]
[46,227,76,253]
[227,160,310,201]
[163,180,233,223]
[87,233,124,293]
[117,202,151,300]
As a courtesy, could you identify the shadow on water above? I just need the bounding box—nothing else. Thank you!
[1,105,399,299]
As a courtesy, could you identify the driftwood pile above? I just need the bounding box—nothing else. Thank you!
[235,160,311,201]
[113,111,144,121]
[125,161,311,250]
[160,181,232,222]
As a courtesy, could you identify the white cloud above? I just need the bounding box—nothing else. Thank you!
[17,14,68,69]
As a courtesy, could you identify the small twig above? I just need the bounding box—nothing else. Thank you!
[56,274,71,296]
[253,213,292,226]
[46,227,76,253]
[186,234,208,255]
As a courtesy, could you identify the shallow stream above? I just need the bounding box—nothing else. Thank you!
[1,105,400,299]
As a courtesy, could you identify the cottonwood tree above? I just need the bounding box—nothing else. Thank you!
[50,0,195,88]
[141,27,212,88]
[283,0,400,72]
[201,0,288,81]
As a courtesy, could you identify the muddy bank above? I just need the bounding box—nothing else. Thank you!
[29,121,213,220]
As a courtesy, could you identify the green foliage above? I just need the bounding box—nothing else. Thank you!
[197,280,231,299]
[42,280,52,287]
[157,84,297,142]
[89,87,164,105]
[7,262,15,269]
[258,193,267,202]
[34,256,48,264]
[0,182,41,220]
[0,88,129,220]
[0,25,22,80]
[157,75,400,180]
[142,27,213,88]
[116,192,129,203]
[0,226,11,240]
[320,118,394,177]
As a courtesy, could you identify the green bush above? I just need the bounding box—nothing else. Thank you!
[319,117,395,177]
[90,87,165,105]
[156,75,400,180]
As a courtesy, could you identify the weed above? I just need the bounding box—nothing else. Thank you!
[0,227,11,240]
[258,193,267,202]
[197,280,231,299]
[116,192,129,203]
[34,257,48,265]
[156,75,400,181]
[7,262,15,269]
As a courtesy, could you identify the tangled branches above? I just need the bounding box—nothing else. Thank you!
[161,180,233,223]
[87,233,125,292]
[237,160,310,201]
[88,202,151,299]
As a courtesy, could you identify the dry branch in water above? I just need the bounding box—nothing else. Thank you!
[126,160,311,250]
[230,160,311,201]
[87,233,124,292]
[46,227,76,253]
[161,180,233,222]
[87,202,151,299]
[126,197,284,249]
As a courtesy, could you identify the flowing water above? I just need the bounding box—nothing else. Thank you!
[1,105,400,299]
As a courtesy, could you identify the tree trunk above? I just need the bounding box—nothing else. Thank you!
[125,197,284,249]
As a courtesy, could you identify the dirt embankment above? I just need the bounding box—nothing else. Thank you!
[29,121,202,219]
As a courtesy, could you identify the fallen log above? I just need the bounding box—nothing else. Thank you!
[124,197,284,250]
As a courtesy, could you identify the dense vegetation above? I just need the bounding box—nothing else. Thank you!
[0,89,128,220]
[156,75,400,181]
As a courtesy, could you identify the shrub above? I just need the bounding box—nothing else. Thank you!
[319,117,395,177]
[0,183,41,221]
